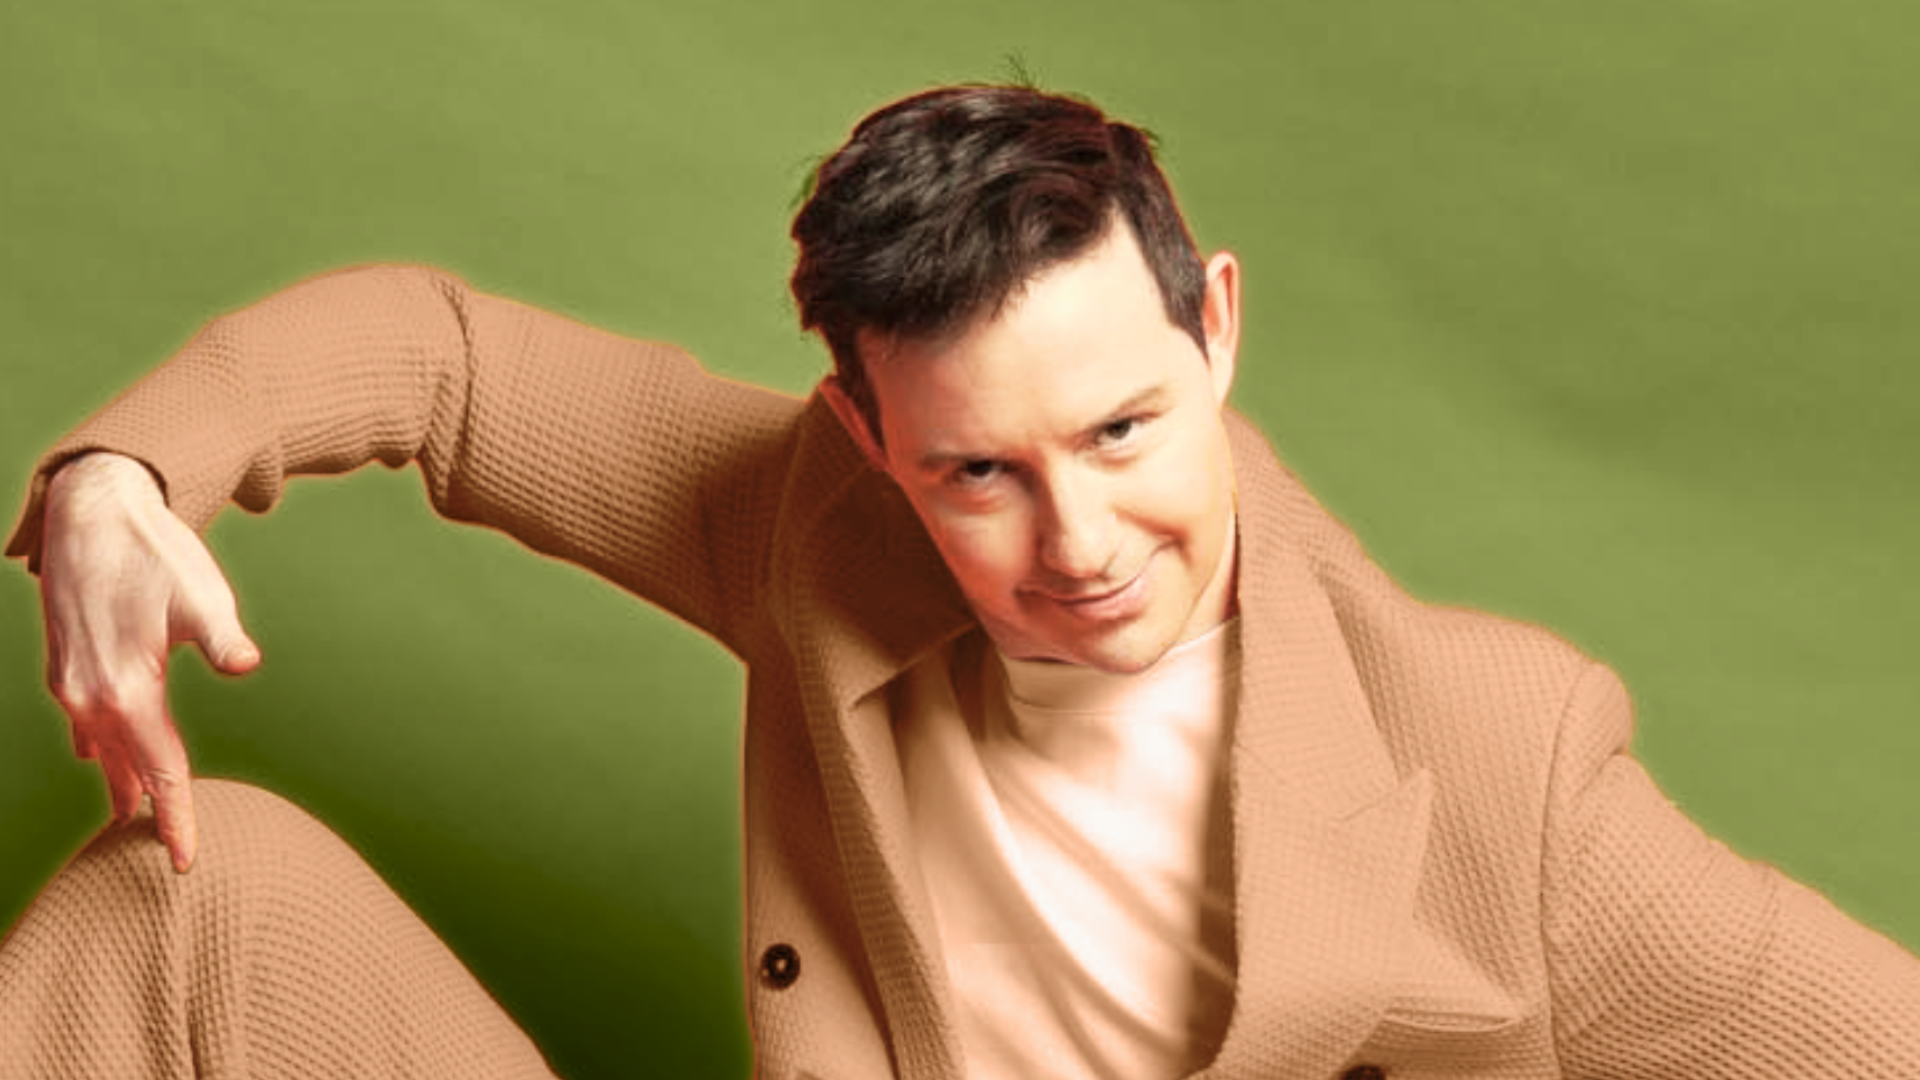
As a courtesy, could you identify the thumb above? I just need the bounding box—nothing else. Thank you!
[199,625,262,675]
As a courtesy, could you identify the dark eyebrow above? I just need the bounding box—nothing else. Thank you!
[1090,382,1175,434]
[915,381,1174,474]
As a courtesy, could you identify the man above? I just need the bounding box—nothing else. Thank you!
[5,84,1920,1079]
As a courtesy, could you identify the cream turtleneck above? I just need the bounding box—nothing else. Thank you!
[896,617,1241,1079]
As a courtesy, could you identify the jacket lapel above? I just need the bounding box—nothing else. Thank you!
[776,400,976,1080]
[1205,413,1435,1079]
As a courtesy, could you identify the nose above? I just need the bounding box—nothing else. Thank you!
[1036,471,1118,584]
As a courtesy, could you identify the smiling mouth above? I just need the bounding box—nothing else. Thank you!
[1052,578,1136,605]
[1042,557,1153,620]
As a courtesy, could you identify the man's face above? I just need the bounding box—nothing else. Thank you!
[824,224,1243,673]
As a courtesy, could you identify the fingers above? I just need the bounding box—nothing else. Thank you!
[108,693,197,871]
[146,765,198,875]
[97,738,144,824]
[60,683,200,872]
[50,643,200,870]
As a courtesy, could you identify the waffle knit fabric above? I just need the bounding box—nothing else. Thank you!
[0,780,557,1080]
[7,264,1920,1078]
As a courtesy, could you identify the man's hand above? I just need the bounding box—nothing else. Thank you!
[39,453,261,873]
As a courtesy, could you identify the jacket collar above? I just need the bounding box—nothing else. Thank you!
[777,396,1433,1080]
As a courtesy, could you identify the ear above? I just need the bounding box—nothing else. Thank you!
[818,375,891,473]
[1200,250,1241,406]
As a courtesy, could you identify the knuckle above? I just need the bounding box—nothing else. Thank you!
[143,766,190,795]
[92,666,163,719]
[99,744,131,777]
[91,681,139,720]
[47,677,92,714]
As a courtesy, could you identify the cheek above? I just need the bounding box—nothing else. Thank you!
[928,509,1032,596]
[1129,441,1229,541]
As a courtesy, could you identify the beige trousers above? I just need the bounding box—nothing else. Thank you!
[0,779,560,1080]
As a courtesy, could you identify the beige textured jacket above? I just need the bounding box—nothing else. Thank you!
[11,265,1920,1079]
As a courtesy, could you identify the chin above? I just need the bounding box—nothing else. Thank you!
[1045,616,1182,674]
[1082,635,1179,674]
[987,589,1187,671]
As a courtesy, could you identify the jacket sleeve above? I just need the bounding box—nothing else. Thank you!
[4,264,804,657]
[1542,662,1920,1076]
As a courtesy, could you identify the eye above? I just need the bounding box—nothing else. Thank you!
[1096,415,1147,447]
[948,459,1004,489]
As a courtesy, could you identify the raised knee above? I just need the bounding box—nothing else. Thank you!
[187,778,379,893]
[70,778,346,895]
[190,777,332,851]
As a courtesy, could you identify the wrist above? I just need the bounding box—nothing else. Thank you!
[48,452,166,514]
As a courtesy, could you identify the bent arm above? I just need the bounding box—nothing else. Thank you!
[1542,663,1920,1075]
[7,264,803,655]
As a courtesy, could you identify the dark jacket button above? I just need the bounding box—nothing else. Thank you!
[1341,1067,1386,1080]
[759,943,801,989]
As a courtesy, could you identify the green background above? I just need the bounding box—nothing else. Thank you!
[3,2,1917,1075]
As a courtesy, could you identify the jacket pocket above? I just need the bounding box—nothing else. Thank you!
[1378,1001,1522,1036]
[1349,1003,1548,1077]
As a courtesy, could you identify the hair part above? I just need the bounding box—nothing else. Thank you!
[790,84,1209,449]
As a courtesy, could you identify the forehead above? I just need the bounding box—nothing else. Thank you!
[864,227,1203,459]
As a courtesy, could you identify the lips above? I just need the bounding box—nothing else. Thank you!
[1055,578,1133,604]
[1048,558,1152,621]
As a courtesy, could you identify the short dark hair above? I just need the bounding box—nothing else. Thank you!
[790,84,1209,448]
